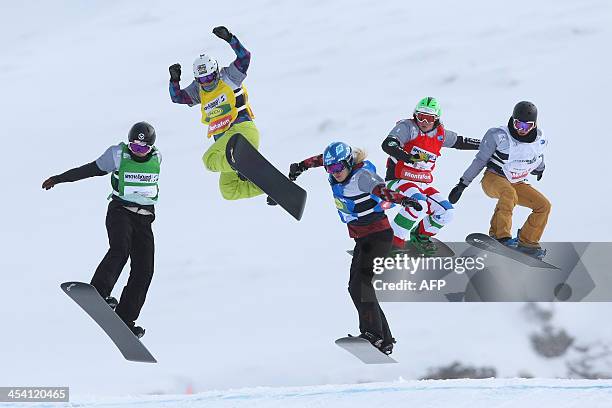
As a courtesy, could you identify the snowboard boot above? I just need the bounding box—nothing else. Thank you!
[357,331,385,351]
[105,296,118,310]
[495,236,518,248]
[380,337,396,355]
[515,228,546,259]
[125,321,145,338]
[515,244,547,260]
[409,228,437,255]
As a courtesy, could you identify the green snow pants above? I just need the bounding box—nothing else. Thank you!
[202,121,263,200]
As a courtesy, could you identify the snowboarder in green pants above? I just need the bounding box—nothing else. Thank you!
[169,26,262,200]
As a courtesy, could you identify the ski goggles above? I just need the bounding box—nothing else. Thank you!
[128,141,153,155]
[325,162,347,174]
[196,71,219,85]
[513,118,536,132]
[415,112,439,124]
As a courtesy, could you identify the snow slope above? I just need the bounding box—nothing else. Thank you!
[1,0,612,398]
[8,379,612,408]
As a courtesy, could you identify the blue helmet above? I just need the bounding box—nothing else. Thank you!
[323,142,354,170]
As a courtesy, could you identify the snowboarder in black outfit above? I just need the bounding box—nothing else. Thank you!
[42,122,161,338]
[289,141,422,355]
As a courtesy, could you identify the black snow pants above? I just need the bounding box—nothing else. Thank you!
[91,200,155,325]
[348,228,393,342]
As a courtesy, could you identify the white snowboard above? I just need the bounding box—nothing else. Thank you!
[335,336,397,364]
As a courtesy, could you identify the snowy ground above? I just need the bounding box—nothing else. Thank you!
[1,0,612,400]
[6,379,612,408]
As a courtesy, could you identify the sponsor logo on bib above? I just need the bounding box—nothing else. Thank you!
[204,95,228,112]
[410,146,437,163]
[509,170,529,180]
[401,168,433,184]
[124,173,159,183]
[207,105,231,119]
[334,197,350,213]
[208,115,232,134]
[514,156,539,165]
[124,185,157,198]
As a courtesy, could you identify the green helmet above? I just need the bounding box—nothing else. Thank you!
[414,97,442,117]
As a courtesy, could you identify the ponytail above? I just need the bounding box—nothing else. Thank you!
[353,148,367,164]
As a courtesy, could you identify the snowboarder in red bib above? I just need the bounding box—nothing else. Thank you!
[382,97,480,251]
[289,142,422,355]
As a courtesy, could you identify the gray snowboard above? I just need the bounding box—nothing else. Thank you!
[61,282,157,363]
[335,336,397,364]
[465,232,558,269]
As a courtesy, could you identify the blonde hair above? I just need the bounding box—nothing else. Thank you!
[353,147,367,164]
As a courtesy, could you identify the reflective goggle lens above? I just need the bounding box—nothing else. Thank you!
[196,71,218,84]
[513,118,535,132]
[128,142,152,155]
[325,162,346,174]
[415,112,438,124]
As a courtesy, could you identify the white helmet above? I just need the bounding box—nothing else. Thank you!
[192,53,218,78]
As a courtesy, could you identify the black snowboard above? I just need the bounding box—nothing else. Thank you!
[61,282,157,363]
[335,336,397,364]
[346,238,455,257]
[226,133,307,220]
[465,233,558,270]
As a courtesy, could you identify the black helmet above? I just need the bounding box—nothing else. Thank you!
[512,101,537,123]
[128,121,156,145]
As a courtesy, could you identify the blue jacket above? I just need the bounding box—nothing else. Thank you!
[329,161,389,225]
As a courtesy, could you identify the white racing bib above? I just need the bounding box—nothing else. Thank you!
[123,185,158,198]
[500,128,546,183]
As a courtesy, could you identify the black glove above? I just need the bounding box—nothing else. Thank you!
[448,179,468,204]
[42,176,60,190]
[213,26,233,42]
[169,63,181,82]
[289,162,306,181]
[531,169,544,181]
[401,197,423,212]
[266,196,278,206]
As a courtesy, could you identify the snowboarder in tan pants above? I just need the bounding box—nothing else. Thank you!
[448,101,551,259]
[480,171,550,247]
